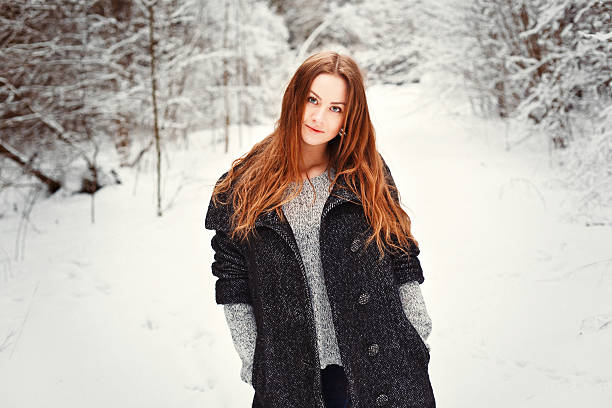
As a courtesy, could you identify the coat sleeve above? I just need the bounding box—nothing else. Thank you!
[205,170,253,304]
[393,241,425,285]
[210,229,253,304]
[379,153,425,285]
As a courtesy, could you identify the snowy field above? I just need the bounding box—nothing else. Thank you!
[1,73,611,407]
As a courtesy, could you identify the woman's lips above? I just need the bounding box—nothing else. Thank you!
[305,124,324,133]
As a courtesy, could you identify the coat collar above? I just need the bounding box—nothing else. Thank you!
[205,170,362,279]
[205,169,361,237]
[250,172,361,268]
[253,171,361,231]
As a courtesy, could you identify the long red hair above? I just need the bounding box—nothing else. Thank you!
[211,51,417,259]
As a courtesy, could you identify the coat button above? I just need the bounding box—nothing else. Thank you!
[350,238,362,252]
[375,393,389,406]
[358,292,370,305]
[367,343,379,356]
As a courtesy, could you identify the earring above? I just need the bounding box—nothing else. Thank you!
[338,128,346,137]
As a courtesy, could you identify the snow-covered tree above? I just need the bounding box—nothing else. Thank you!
[432,0,612,223]
[0,0,291,220]
[450,0,611,143]
[0,0,123,196]
[184,0,290,131]
[348,0,424,85]
[270,0,424,85]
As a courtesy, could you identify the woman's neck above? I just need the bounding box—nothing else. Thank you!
[299,143,330,180]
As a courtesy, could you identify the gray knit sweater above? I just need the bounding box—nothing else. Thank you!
[223,168,432,385]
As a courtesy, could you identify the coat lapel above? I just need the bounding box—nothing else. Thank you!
[253,172,361,253]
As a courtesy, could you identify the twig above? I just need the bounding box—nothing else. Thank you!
[498,177,547,209]
[162,183,185,213]
[14,185,41,261]
[0,244,13,285]
[536,257,612,282]
[9,279,40,359]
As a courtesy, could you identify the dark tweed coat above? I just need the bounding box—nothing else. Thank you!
[204,156,436,408]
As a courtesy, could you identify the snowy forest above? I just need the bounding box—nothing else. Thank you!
[1,1,611,407]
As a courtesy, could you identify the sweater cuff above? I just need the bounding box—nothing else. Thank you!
[224,303,257,385]
[398,280,432,351]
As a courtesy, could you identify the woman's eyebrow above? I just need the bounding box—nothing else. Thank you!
[310,90,346,105]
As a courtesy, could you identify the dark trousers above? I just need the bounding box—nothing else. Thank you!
[252,364,352,408]
[321,364,351,408]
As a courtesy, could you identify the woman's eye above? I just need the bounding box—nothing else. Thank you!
[331,106,342,113]
[308,96,317,104]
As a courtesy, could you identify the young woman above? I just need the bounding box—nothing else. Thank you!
[205,51,435,408]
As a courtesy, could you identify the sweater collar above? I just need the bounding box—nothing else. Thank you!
[254,171,360,230]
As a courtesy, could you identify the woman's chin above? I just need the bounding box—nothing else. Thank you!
[300,135,330,147]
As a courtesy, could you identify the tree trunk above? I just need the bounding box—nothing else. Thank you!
[223,0,230,153]
[235,0,243,148]
[0,142,61,195]
[147,1,162,217]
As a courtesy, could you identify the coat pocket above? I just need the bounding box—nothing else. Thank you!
[251,336,266,396]
[399,315,430,368]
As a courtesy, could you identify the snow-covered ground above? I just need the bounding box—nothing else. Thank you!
[1,73,610,408]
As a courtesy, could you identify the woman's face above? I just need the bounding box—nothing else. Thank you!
[301,73,347,148]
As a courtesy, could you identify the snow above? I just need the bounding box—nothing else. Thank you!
[1,72,611,407]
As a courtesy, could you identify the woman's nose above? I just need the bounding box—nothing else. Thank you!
[311,106,324,123]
